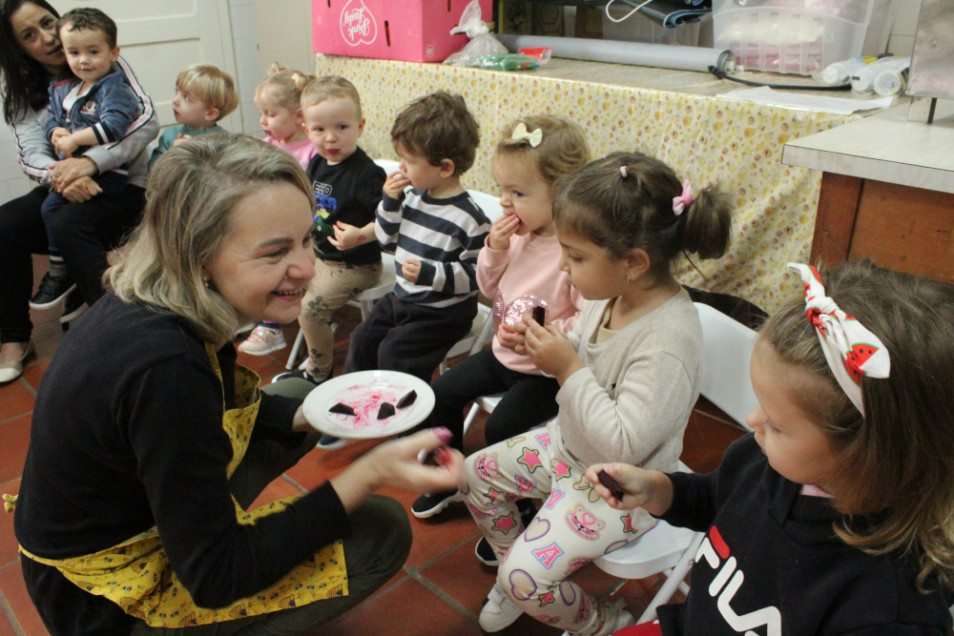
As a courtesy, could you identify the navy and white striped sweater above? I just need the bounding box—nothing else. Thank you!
[376,188,490,308]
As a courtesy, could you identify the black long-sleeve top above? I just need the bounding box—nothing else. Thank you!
[15,294,350,635]
[657,434,952,635]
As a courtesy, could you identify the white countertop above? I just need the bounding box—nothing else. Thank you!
[781,104,954,194]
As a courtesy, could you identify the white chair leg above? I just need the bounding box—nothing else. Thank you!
[285,330,305,370]
[461,403,481,437]
[636,532,704,623]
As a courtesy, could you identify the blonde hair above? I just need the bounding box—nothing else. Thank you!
[107,134,313,345]
[300,74,362,120]
[176,63,238,121]
[552,151,732,281]
[254,62,314,110]
[760,260,954,591]
[495,114,589,187]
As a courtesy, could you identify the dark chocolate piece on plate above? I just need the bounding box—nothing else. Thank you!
[532,305,546,324]
[597,469,625,500]
[377,402,396,419]
[396,390,417,409]
[328,402,356,416]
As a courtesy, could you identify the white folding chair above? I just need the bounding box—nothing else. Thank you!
[588,301,759,624]
[467,188,503,223]
[434,187,503,377]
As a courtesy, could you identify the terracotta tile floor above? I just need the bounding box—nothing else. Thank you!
[0,272,745,635]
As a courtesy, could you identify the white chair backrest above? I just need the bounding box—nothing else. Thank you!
[467,189,503,223]
[374,158,400,174]
[694,302,759,430]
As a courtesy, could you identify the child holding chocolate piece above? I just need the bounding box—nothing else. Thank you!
[463,151,733,635]
[410,114,587,522]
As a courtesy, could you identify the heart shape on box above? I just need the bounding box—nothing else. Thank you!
[339,0,377,47]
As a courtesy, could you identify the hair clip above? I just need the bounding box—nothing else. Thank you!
[620,166,628,179]
[511,122,542,148]
[787,263,891,414]
[672,179,693,216]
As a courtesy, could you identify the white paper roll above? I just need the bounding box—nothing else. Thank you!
[497,34,735,74]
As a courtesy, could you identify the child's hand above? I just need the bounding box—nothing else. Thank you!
[383,171,411,199]
[487,214,520,250]
[497,321,527,351]
[171,133,191,147]
[53,132,78,157]
[50,127,69,145]
[524,318,582,383]
[60,175,102,203]
[585,463,674,516]
[402,258,421,283]
[329,221,365,250]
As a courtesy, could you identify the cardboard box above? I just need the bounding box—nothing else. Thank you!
[313,0,493,63]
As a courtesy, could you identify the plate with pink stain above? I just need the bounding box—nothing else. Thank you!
[301,370,435,439]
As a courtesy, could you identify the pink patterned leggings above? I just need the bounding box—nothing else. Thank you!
[460,429,655,635]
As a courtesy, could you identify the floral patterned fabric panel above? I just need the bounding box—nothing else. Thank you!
[317,55,853,313]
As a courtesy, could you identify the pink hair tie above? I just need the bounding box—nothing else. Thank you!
[620,166,628,178]
[672,179,693,216]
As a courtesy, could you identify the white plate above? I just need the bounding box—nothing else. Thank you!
[301,370,435,439]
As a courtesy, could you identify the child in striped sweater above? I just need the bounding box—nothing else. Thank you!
[322,91,490,449]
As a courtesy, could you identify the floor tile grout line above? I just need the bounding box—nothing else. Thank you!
[405,568,478,620]
[0,586,28,636]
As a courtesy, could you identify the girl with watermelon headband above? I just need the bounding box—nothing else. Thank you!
[587,260,954,636]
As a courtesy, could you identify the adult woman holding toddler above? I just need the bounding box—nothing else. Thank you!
[0,0,156,384]
[11,135,463,635]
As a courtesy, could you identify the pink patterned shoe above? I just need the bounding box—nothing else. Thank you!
[238,325,286,355]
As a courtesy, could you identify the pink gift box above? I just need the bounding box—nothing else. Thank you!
[313,0,492,63]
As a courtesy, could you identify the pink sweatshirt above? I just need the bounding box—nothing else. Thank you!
[264,136,316,169]
[477,232,583,374]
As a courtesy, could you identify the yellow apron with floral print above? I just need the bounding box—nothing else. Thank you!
[7,343,347,627]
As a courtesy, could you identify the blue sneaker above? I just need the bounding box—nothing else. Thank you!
[316,434,345,450]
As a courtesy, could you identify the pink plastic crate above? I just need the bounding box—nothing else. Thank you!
[312,0,492,63]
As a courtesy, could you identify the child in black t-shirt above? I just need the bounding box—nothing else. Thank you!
[272,76,384,408]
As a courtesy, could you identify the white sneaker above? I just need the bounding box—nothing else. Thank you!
[611,604,636,633]
[238,325,286,355]
[478,582,523,632]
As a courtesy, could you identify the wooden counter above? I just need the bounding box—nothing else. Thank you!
[782,106,954,283]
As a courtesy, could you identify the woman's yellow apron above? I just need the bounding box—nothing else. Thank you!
[6,343,347,627]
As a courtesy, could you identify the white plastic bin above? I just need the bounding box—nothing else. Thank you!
[712,0,893,75]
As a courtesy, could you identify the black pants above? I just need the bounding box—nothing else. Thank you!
[0,184,145,344]
[422,348,560,451]
[344,292,478,383]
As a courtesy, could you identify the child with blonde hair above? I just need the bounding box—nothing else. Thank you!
[148,63,238,168]
[411,114,588,521]
[463,151,733,635]
[589,261,954,635]
[240,63,317,355]
[271,75,386,386]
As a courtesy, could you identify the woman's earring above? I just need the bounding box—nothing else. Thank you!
[203,276,212,289]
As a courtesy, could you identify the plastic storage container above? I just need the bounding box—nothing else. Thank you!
[712,0,892,76]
